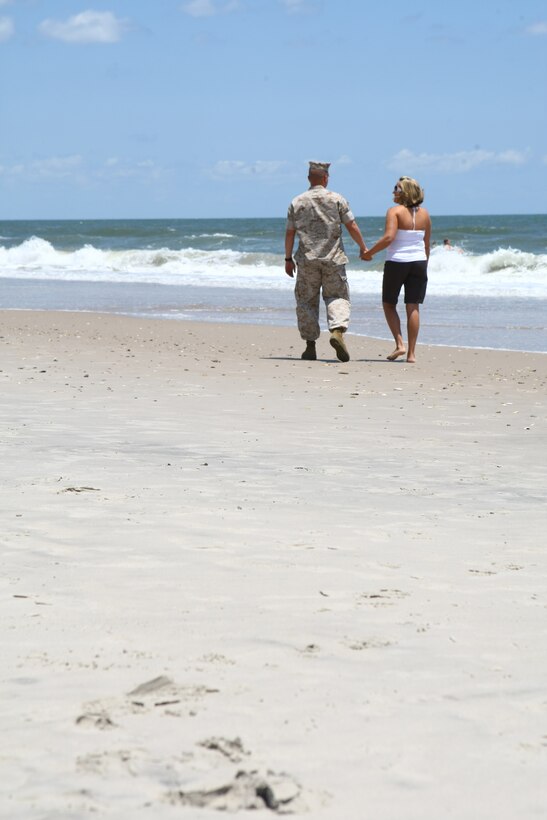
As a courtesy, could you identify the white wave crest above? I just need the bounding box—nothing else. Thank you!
[183,232,235,239]
[1,237,546,298]
[346,245,546,298]
[0,237,286,289]
[350,246,547,298]
[422,246,547,297]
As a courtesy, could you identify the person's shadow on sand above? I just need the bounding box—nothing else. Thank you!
[264,356,395,364]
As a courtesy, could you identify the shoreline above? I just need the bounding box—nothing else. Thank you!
[3,303,547,356]
[2,310,547,818]
[3,307,547,363]
[1,281,546,354]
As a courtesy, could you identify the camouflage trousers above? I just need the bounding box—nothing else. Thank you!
[294,259,350,341]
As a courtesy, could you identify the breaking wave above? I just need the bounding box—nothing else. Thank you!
[1,236,546,298]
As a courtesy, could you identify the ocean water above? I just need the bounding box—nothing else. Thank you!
[1,215,546,353]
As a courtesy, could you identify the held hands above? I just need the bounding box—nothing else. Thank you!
[360,247,373,261]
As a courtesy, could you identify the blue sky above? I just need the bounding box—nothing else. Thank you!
[1,0,546,219]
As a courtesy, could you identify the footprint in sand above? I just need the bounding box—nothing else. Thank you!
[357,589,410,607]
[166,769,305,813]
[75,675,220,728]
[346,638,394,651]
[199,736,249,763]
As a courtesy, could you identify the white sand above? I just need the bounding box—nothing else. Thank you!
[1,311,546,818]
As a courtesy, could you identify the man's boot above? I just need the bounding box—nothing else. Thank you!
[301,340,317,361]
[329,328,350,362]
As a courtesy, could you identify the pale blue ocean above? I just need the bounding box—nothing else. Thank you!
[1,215,546,352]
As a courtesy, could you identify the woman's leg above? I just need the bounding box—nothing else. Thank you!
[383,302,406,360]
[382,263,406,360]
[403,261,427,362]
[405,303,420,362]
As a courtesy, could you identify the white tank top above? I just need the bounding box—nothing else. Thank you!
[385,208,427,262]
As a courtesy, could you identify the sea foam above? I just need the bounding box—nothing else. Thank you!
[1,236,546,299]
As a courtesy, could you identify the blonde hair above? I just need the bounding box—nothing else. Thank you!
[397,176,424,207]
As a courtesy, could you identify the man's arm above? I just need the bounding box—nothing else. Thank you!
[344,219,367,254]
[284,227,297,278]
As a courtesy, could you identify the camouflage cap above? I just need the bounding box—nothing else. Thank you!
[309,161,330,174]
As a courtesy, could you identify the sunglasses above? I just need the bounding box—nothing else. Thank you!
[393,186,402,193]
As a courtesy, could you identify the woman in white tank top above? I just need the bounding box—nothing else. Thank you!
[362,177,431,363]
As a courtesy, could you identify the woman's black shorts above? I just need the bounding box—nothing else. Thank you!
[382,260,428,305]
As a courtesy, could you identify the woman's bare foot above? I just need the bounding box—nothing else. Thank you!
[387,347,406,361]
[406,354,416,363]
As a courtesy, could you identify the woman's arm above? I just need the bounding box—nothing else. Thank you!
[361,208,398,260]
[423,211,431,259]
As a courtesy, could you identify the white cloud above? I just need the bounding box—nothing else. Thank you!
[496,150,527,165]
[0,155,163,184]
[182,0,240,17]
[209,160,288,179]
[281,0,306,11]
[0,15,14,41]
[388,148,528,174]
[97,158,163,181]
[183,0,215,16]
[0,155,83,180]
[32,155,84,178]
[525,21,547,35]
[0,162,23,176]
[39,10,126,44]
[280,0,320,13]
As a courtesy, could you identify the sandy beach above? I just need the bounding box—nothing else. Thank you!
[2,310,546,819]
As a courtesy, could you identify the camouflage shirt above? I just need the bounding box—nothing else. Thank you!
[286,185,355,265]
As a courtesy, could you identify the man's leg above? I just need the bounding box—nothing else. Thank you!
[295,262,321,357]
[323,265,351,361]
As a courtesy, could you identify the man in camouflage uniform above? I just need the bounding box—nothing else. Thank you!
[284,161,368,362]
